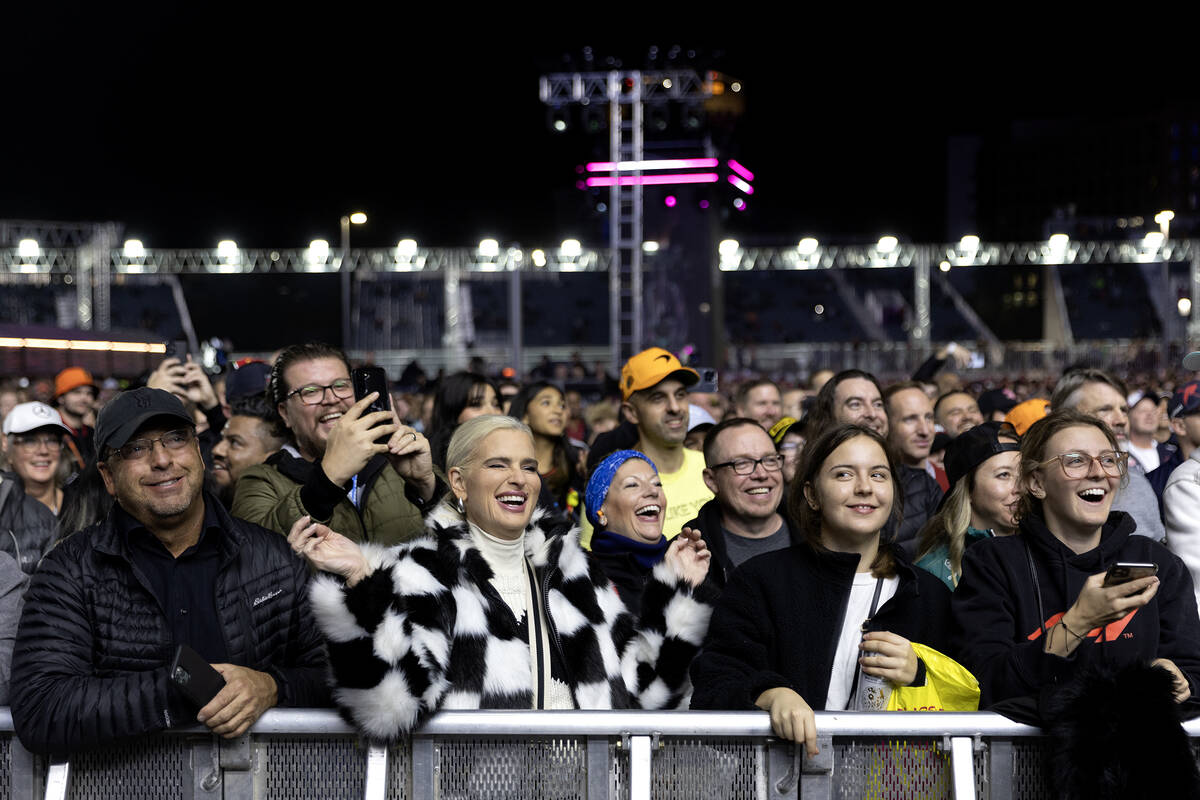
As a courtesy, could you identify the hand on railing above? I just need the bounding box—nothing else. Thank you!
[196,665,279,738]
[287,515,372,586]
[755,688,819,757]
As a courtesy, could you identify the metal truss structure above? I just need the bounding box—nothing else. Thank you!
[539,69,725,368]
[4,238,1198,368]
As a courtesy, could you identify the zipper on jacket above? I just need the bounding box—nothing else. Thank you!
[539,563,572,699]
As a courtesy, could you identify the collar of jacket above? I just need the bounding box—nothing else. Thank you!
[425,502,573,571]
[691,496,802,570]
[1018,510,1136,571]
[267,447,388,489]
[797,538,922,589]
[91,492,247,565]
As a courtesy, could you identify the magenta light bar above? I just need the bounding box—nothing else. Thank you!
[585,158,720,172]
[728,160,755,182]
[728,175,755,195]
[586,173,720,187]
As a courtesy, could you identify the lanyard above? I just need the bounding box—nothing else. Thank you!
[848,577,885,699]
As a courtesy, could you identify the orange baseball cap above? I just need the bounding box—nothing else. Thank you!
[54,366,98,399]
[1005,397,1050,436]
[620,347,699,400]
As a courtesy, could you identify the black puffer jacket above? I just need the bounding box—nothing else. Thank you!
[9,495,330,756]
[0,471,58,574]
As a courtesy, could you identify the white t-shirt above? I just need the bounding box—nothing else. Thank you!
[1126,441,1160,473]
[825,572,900,711]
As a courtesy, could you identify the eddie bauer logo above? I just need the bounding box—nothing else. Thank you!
[1026,608,1139,642]
[253,589,283,607]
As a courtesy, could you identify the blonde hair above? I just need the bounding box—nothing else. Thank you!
[915,478,973,586]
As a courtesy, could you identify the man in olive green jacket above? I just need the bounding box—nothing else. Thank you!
[232,344,440,545]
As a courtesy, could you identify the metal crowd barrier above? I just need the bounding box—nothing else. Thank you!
[2,707,1199,799]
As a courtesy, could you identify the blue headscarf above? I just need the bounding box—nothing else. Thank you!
[584,449,658,529]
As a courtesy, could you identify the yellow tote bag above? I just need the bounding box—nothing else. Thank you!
[887,643,980,712]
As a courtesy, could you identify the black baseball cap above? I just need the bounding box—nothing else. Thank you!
[95,388,195,455]
[224,360,272,403]
[943,421,1021,490]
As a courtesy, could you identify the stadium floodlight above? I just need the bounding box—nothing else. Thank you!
[559,239,582,258]
[396,239,418,257]
[797,238,819,255]
[217,240,238,258]
[17,239,39,258]
[1144,231,1165,248]
[1180,297,1193,317]
[642,241,659,253]
[1156,210,1175,238]
[877,236,898,253]
[478,239,500,258]
[939,261,951,272]
[959,235,980,250]
[1047,233,1069,248]
[307,239,330,265]
[349,212,367,225]
[718,239,740,256]
[123,239,145,258]
[531,249,547,267]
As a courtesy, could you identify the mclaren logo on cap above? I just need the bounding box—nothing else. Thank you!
[32,405,51,418]
[655,354,671,362]
[626,376,634,388]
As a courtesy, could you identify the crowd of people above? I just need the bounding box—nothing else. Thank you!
[1,339,1199,793]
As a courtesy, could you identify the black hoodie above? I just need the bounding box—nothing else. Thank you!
[952,511,1200,714]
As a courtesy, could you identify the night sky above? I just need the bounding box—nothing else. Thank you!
[5,8,1190,250]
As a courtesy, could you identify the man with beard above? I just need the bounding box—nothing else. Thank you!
[210,396,286,507]
[53,366,99,469]
[934,390,984,438]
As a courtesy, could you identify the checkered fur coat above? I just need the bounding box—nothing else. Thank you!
[310,505,715,740]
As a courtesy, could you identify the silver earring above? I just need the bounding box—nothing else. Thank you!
[455,496,466,514]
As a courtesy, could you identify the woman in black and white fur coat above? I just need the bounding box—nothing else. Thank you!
[288,414,716,740]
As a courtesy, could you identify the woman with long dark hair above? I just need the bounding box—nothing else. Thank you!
[507,381,583,519]
[690,423,952,755]
[427,372,502,470]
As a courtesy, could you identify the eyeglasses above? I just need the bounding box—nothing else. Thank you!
[108,429,195,461]
[1039,450,1128,479]
[709,454,786,475]
[10,433,64,450]
[286,379,354,406]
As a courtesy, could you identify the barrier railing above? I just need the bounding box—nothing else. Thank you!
[3,708,1199,799]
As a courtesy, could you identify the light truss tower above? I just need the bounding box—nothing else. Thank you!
[540,69,720,369]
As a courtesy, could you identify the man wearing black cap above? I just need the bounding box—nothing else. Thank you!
[9,388,328,755]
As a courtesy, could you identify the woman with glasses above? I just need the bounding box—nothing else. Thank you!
[0,403,71,573]
[952,409,1200,714]
[690,424,952,756]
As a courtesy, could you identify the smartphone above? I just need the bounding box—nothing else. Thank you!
[165,339,191,361]
[694,367,719,394]
[1102,562,1158,587]
[352,366,392,443]
[169,644,226,707]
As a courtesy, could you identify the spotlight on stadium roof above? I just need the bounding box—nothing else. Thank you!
[797,238,819,255]
[1047,233,1069,248]
[939,261,951,273]
[217,240,238,258]
[531,249,547,267]
[1046,233,1069,264]
[877,236,898,253]
[718,239,740,256]
[1144,231,1165,249]
[478,239,500,258]
[307,239,330,266]
[559,239,582,258]
[642,241,660,253]
[123,239,145,258]
[396,239,418,257]
[959,235,980,250]
[349,212,367,225]
[1179,297,1192,317]
[17,239,39,258]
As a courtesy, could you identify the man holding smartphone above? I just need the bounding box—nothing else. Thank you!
[9,388,329,755]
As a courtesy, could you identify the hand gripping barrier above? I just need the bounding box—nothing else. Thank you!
[3,708,1200,799]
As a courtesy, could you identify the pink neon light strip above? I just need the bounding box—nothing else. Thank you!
[727,159,755,182]
[585,173,720,187]
[728,175,755,195]
[585,158,720,172]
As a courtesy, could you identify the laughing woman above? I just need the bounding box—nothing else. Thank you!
[289,415,715,738]
[952,409,1200,713]
[689,424,952,755]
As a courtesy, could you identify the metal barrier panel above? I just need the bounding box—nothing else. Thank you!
[258,736,370,800]
[62,735,192,800]
[426,736,588,799]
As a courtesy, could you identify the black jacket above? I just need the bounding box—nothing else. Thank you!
[9,495,330,756]
[689,541,952,711]
[952,511,1200,714]
[684,498,801,585]
[886,465,944,555]
[0,471,58,574]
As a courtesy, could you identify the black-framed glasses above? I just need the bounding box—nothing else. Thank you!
[1038,450,1128,479]
[286,379,354,406]
[9,433,64,450]
[108,428,195,461]
[709,454,785,475]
